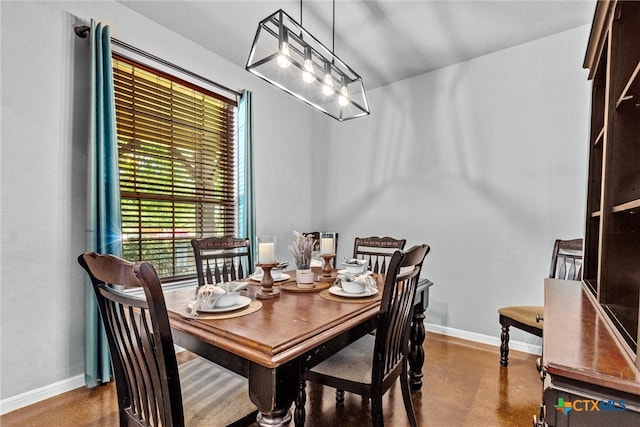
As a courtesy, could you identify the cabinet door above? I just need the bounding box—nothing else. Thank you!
[543,378,640,427]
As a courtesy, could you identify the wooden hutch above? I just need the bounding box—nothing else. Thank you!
[538,1,640,425]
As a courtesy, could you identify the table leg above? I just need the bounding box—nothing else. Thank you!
[249,363,297,426]
[294,374,306,427]
[409,301,426,391]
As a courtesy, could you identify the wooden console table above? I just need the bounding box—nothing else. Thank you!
[540,279,640,426]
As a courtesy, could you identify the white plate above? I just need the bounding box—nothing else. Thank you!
[337,270,373,275]
[329,286,378,298]
[249,273,290,282]
[197,296,252,313]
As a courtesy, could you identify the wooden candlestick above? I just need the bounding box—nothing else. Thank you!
[318,254,336,283]
[255,262,280,300]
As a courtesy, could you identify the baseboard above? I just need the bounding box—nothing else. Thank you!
[425,322,543,356]
[0,374,85,415]
[1,323,541,415]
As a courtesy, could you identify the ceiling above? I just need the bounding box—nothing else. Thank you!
[118,0,596,90]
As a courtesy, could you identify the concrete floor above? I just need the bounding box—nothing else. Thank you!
[1,332,541,426]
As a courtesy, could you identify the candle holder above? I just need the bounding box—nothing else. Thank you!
[255,262,281,299]
[318,254,336,283]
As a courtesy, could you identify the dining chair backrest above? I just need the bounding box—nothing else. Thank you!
[191,236,253,287]
[374,244,430,389]
[78,252,184,427]
[353,236,407,274]
[549,238,583,280]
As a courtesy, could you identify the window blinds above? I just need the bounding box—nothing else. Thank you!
[113,55,238,280]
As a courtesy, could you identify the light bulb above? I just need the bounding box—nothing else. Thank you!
[338,77,349,106]
[322,75,334,95]
[302,46,315,83]
[303,67,315,83]
[277,29,291,68]
[322,63,334,96]
[277,42,291,68]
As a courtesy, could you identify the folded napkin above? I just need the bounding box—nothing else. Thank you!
[187,282,249,317]
[334,273,377,293]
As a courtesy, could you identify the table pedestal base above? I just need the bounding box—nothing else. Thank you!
[256,409,292,426]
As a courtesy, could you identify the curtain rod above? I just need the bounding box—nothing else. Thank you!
[74,25,242,98]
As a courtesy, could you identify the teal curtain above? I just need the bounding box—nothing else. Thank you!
[84,20,122,388]
[238,90,256,263]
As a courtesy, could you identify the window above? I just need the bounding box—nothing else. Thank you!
[112,54,238,281]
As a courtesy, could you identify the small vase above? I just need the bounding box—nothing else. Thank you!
[296,268,316,289]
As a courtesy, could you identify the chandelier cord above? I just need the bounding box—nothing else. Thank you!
[299,0,335,55]
[332,0,335,53]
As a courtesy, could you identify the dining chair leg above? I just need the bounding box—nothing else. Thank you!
[335,389,345,406]
[371,393,384,427]
[500,322,510,367]
[400,369,418,427]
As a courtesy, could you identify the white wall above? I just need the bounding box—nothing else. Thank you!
[313,25,591,344]
[0,0,315,407]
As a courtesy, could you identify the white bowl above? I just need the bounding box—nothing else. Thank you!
[215,291,241,308]
[342,281,367,294]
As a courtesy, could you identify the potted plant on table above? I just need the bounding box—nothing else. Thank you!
[289,231,317,288]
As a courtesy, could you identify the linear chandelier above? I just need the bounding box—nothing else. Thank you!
[246,6,370,121]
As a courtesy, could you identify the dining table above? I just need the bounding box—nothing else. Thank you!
[164,268,433,426]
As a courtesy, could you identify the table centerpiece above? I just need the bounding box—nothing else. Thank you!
[289,231,317,288]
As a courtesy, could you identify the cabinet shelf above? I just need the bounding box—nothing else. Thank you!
[616,61,640,109]
[591,210,601,218]
[612,198,640,214]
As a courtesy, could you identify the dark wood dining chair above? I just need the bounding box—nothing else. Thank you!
[498,238,583,366]
[191,236,253,287]
[78,252,258,427]
[353,236,406,274]
[300,243,431,427]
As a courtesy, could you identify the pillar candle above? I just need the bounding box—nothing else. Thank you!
[258,242,275,263]
[320,238,334,254]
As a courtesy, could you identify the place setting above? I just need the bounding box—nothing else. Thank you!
[182,281,262,320]
[320,259,382,303]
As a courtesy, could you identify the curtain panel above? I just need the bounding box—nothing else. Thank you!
[84,20,123,388]
[238,90,256,262]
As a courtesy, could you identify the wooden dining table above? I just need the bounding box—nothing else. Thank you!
[164,269,433,426]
